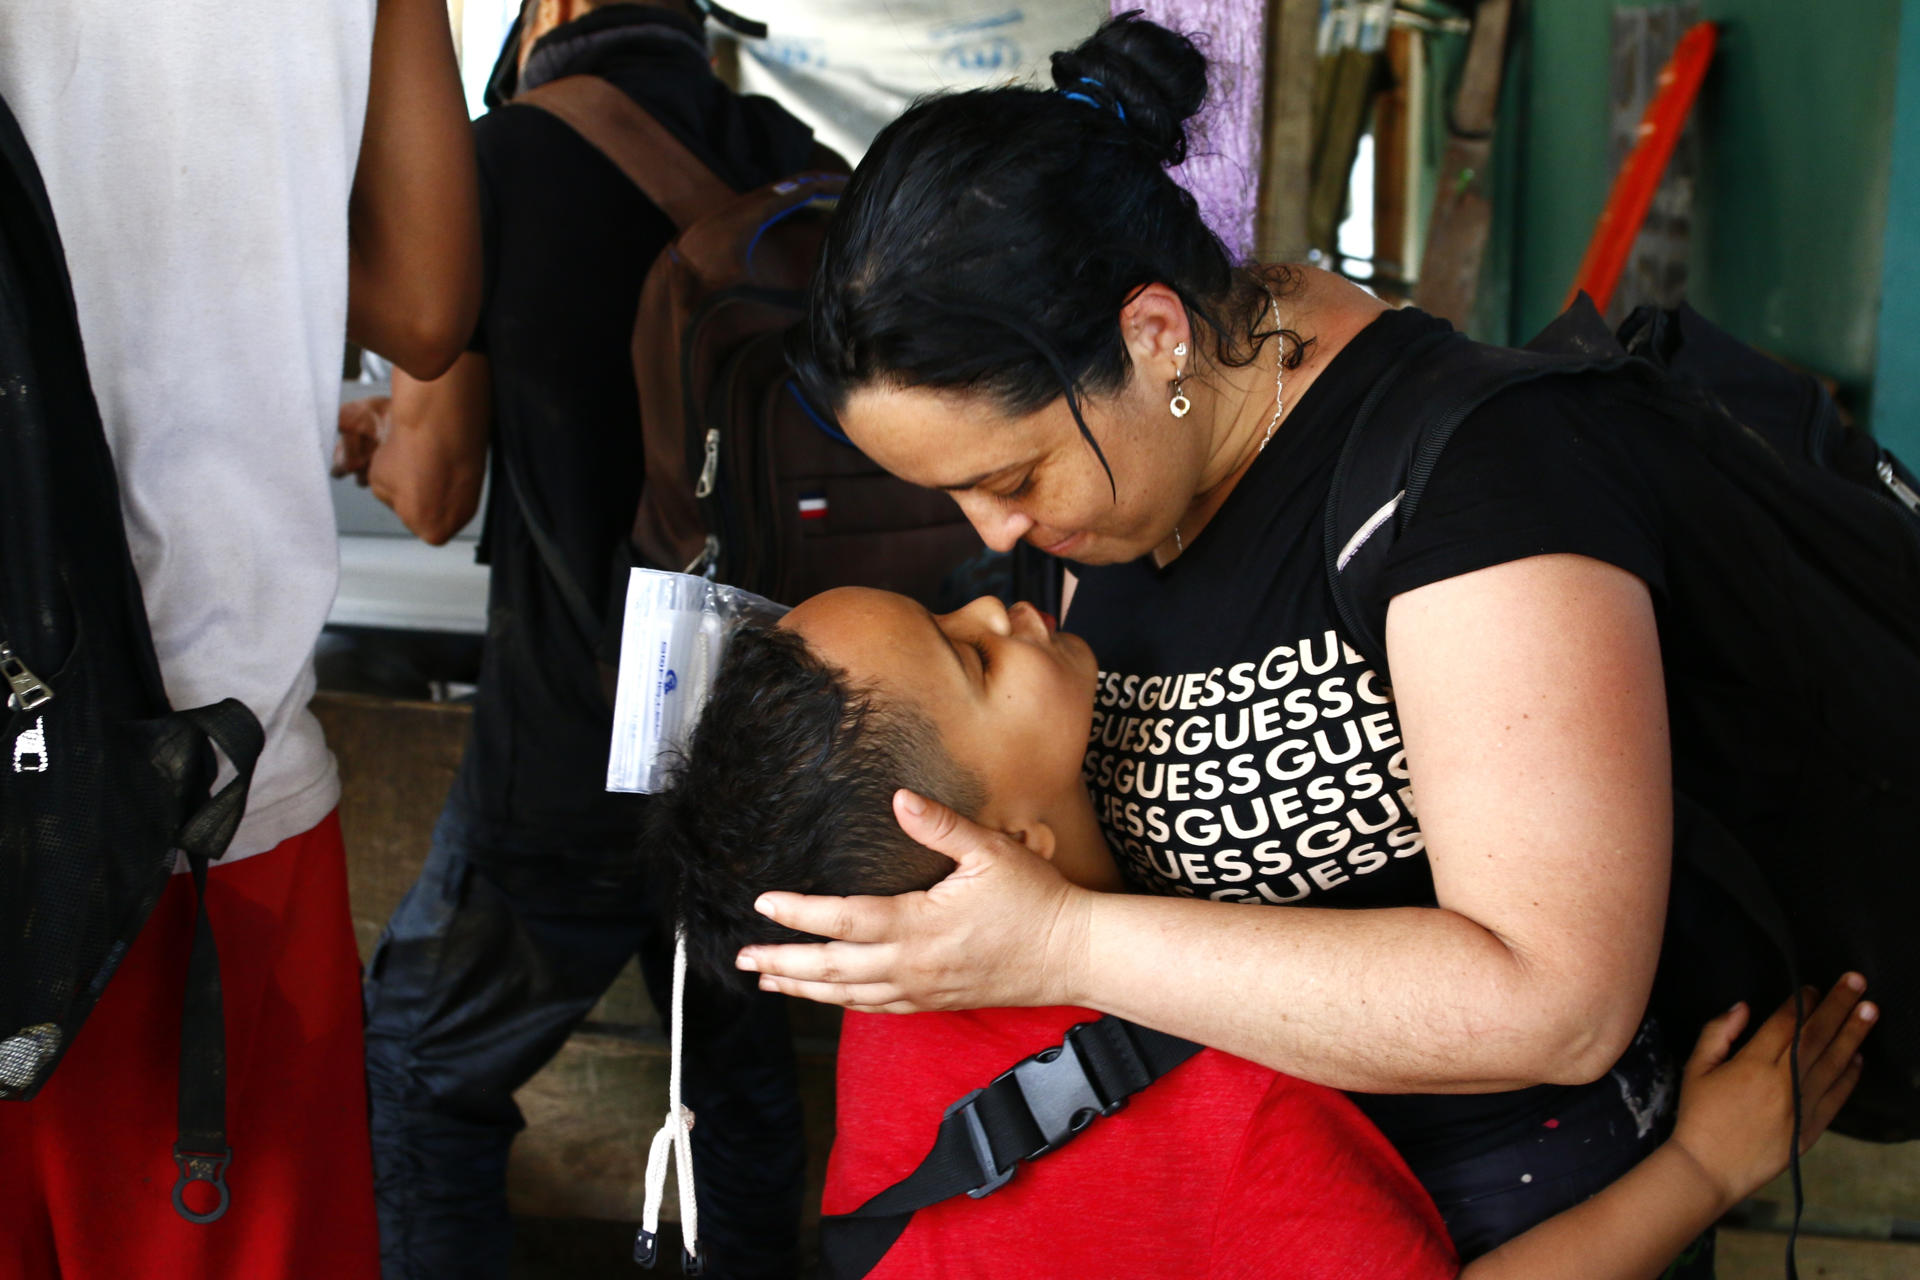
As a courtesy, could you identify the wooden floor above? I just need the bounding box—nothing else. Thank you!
[501,1223,1920,1280]
[316,691,1920,1279]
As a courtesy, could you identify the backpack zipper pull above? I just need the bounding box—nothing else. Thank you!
[682,534,720,579]
[1,641,53,711]
[694,428,721,499]
[1876,458,1920,515]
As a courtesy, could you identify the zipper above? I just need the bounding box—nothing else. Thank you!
[1876,458,1920,515]
[694,428,722,499]
[682,534,720,579]
[1,640,53,711]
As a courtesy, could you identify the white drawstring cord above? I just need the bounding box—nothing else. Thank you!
[636,925,699,1271]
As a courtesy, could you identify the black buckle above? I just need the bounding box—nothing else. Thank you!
[941,1087,1016,1199]
[633,1227,703,1273]
[171,1143,231,1224]
[1009,1023,1126,1155]
[943,1021,1126,1199]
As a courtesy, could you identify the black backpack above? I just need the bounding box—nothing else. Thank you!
[506,75,984,636]
[0,91,262,1222]
[1327,295,1920,1143]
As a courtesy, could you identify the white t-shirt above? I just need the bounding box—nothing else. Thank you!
[728,0,1107,163]
[0,1,376,861]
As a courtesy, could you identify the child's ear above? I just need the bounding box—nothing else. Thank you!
[1003,821,1058,861]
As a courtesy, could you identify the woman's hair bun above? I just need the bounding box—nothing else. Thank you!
[1049,10,1209,168]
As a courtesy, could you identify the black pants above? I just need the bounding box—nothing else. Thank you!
[1419,1019,1714,1276]
[362,802,806,1279]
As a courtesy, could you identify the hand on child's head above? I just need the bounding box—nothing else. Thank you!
[1668,974,1876,1213]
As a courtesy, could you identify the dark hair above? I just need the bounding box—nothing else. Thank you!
[648,626,985,984]
[789,11,1305,492]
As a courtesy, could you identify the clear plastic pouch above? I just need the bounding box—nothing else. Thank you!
[605,568,788,794]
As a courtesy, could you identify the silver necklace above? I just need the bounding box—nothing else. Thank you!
[1171,283,1286,558]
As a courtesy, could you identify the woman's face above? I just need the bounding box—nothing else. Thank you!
[839,375,1203,566]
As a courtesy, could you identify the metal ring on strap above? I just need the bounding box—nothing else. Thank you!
[171,1144,232,1224]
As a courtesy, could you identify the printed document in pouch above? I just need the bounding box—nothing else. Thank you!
[606,569,787,794]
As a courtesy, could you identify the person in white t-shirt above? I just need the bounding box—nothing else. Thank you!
[0,2,477,1276]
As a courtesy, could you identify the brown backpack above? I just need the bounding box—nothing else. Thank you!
[513,75,981,620]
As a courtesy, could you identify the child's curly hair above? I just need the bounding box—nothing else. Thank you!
[647,625,985,985]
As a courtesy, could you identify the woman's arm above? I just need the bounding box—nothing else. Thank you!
[744,553,1671,1092]
[1461,978,1875,1280]
[1080,554,1671,1088]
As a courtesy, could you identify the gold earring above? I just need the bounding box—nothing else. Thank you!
[1169,342,1191,418]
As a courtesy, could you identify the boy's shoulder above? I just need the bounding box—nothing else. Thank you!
[824,1011,1456,1278]
[827,1007,1276,1206]
[838,1005,1097,1063]
[834,1004,1288,1121]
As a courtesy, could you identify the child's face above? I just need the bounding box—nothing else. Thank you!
[780,588,1099,813]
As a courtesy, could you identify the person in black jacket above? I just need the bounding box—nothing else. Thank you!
[339,4,813,1276]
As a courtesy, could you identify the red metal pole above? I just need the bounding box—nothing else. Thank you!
[1564,21,1719,314]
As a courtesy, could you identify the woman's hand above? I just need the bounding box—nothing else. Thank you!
[737,791,1095,1012]
[1667,975,1877,1215]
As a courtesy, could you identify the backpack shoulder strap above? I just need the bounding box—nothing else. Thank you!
[1325,299,1639,675]
[820,1017,1200,1278]
[514,74,737,229]
[499,446,602,644]
[169,697,264,1226]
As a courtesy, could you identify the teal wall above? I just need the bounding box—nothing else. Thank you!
[1499,0,1905,437]
[1872,1,1920,455]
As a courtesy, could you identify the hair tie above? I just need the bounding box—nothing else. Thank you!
[1058,76,1126,123]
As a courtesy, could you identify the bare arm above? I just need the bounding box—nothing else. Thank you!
[348,0,482,378]
[1462,978,1874,1280]
[335,355,491,544]
[1065,554,1670,1088]
[744,554,1672,1092]
[1462,1143,1722,1280]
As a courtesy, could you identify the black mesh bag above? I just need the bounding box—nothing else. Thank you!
[0,90,261,1223]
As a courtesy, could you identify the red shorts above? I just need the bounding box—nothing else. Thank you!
[0,812,380,1280]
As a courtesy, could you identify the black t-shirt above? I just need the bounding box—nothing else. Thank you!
[1070,306,1667,1170]
[451,8,816,848]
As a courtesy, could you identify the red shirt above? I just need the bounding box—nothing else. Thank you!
[823,1007,1460,1279]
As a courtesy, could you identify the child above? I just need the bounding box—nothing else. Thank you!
[650,588,1876,1279]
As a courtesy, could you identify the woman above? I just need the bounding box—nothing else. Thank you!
[747,13,1683,1260]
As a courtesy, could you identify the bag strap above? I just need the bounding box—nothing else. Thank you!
[168,697,263,1226]
[504,74,745,636]
[514,75,737,230]
[1320,326,1462,673]
[820,1017,1200,1278]
[1671,799,1807,1279]
[499,449,602,647]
